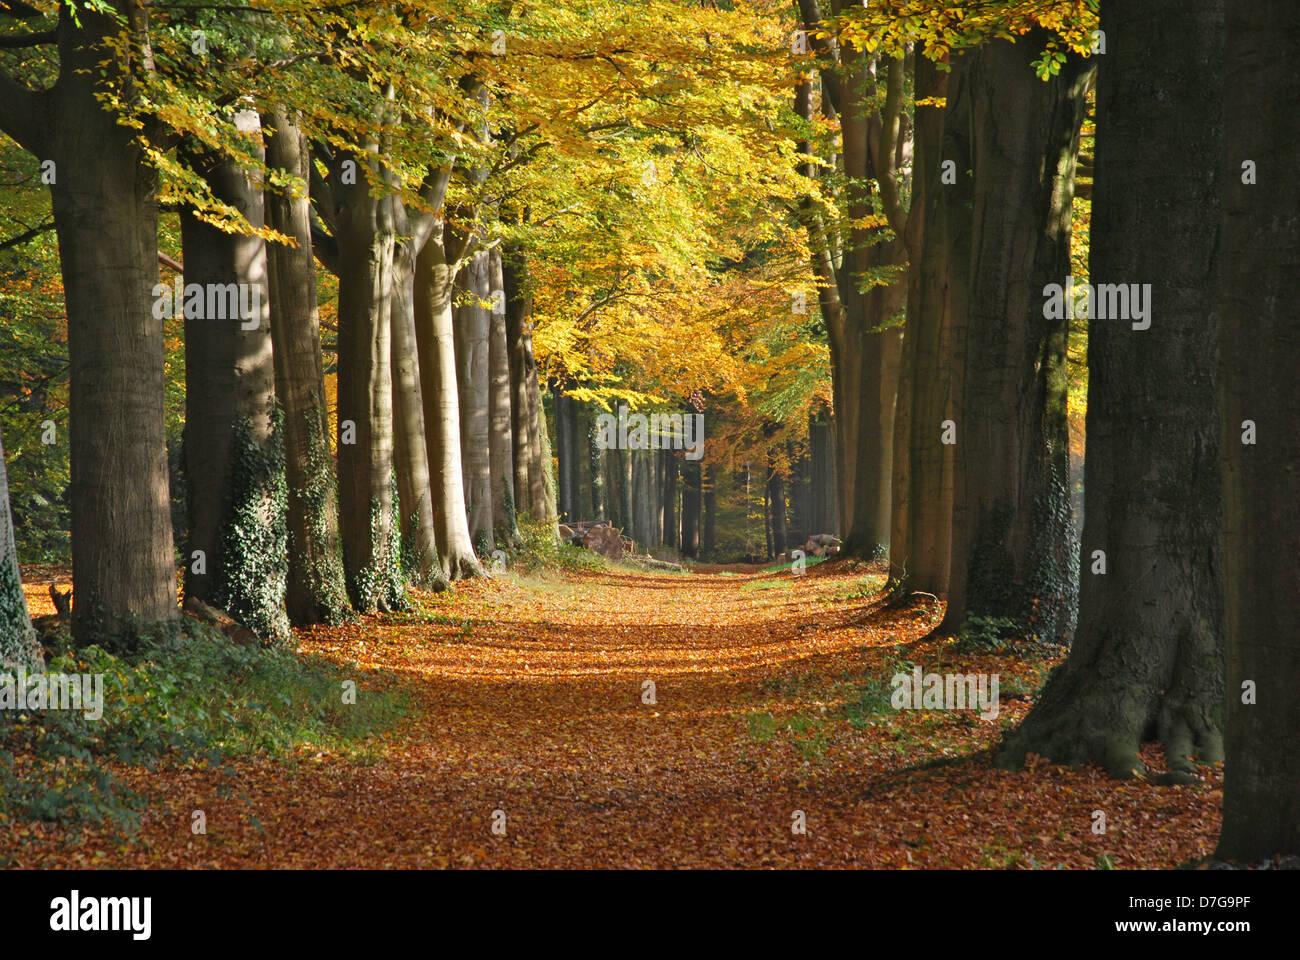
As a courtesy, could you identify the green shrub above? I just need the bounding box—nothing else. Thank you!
[508,516,606,574]
[0,625,407,834]
[952,615,1021,654]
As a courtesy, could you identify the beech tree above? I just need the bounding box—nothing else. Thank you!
[179,112,288,640]
[999,0,1225,779]
[262,107,351,626]
[0,1,179,643]
[0,423,36,667]
[933,36,1091,643]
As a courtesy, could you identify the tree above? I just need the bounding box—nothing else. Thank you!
[390,196,445,590]
[999,0,1225,779]
[934,35,1091,643]
[179,112,288,640]
[487,247,518,543]
[455,251,495,550]
[0,2,179,643]
[262,107,351,626]
[0,423,37,668]
[1214,0,1300,861]
[414,227,485,581]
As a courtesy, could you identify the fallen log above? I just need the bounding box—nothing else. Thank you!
[183,595,258,646]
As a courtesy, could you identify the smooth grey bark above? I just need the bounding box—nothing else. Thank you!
[487,247,517,543]
[390,215,443,589]
[1215,0,1300,861]
[325,146,402,613]
[935,37,1091,643]
[889,53,961,595]
[179,112,287,640]
[413,231,483,580]
[503,246,540,520]
[262,107,350,626]
[454,254,493,550]
[0,424,38,667]
[999,0,1225,779]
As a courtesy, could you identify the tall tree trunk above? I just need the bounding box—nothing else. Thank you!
[768,459,788,558]
[702,465,716,556]
[262,108,350,625]
[503,246,546,523]
[554,386,577,523]
[999,0,1225,778]
[43,5,179,643]
[590,418,608,522]
[889,53,958,593]
[681,461,701,558]
[413,232,483,580]
[662,451,678,550]
[487,248,517,543]
[788,441,809,551]
[935,36,1091,642]
[810,414,837,536]
[454,254,493,551]
[0,425,37,667]
[1215,0,1300,861]
[390,225,443,589]
[180,114,287,640]
[333,155,402,613]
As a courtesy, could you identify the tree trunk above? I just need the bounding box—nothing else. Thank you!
[590,417,608,522]
[390,226,443,589]
[702,466,716,556]
[180,114,287,640]
[262,107,350,625]
[768,455,788,557]
[681,461,701,558]
[413,232,483,580]
[503,246,548,523]
[1214,0,1300,860]
[45,6,179,643]
[454,254,494,551]
[889,53,959,594]
[554,386,576,523]
[487,248,517,543]
[810,415,837,536]
[0,424,37,667]
[333,157,402,613]
[662,451,678,550]
[935,36,1091,643]
[999,0,1225,778]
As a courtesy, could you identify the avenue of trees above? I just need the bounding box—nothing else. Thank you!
[0,0,1294,860]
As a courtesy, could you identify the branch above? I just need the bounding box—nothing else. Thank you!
[0,28,53,46]
[797,0,841,117]
[876,55,907,242]
[0,68,44,152]
[0,217,52,251]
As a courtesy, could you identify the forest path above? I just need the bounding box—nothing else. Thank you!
[21,563,1221,868]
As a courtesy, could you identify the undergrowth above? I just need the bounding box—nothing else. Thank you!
[0,623,406,844]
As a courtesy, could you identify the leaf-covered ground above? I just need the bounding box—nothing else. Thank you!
[9,563,1222,868]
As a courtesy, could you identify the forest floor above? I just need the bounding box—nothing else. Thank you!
[10,562,1223,869]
